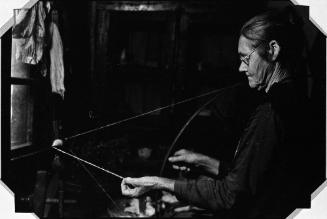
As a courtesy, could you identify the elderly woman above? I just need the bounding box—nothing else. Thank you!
[121,10,310,218]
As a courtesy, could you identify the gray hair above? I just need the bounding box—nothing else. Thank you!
[240,8,305,71]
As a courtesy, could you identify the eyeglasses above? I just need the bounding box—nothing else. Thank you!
[239,43,263,66]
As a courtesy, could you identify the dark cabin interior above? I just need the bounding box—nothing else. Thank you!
[1,0,325,218]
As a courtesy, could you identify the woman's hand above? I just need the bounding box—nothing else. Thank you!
[121,177,175,197]
[121,177,157,197]
[168,149,201,172]
[168,149,220,176]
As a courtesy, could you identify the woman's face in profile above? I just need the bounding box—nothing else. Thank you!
[238,35,273,91]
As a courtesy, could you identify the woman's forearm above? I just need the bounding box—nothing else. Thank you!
[155,177,175,192]
[196,154,220,176]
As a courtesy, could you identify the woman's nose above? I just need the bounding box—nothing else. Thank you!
[239,61,247,72]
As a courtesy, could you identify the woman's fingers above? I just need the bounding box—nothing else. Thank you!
[123,177,158,188]
[121,178,146,197]
[168,155,186,163]
[124,177,136,184]
[179,166,190,171]
[123,177,144,187]
[180,166,190,171]
[172,165,190,172]
[170,149,198,164]
[173,149,188,156]
[121,177,158,197]
[172,165,180,170]
[121,179,136,196]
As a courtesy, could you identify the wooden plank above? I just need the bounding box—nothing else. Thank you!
[0,0,39,37]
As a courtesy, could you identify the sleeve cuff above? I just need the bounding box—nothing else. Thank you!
[174,180,188,198]
[218,160,230,178]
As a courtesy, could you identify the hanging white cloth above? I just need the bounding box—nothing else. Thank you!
[12,1,46,65]
[49,22,65,99]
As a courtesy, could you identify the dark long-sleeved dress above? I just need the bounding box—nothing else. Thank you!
[174,80,312,218]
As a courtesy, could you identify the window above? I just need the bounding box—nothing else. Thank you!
[10,8,37,150]
[10,41,37,150]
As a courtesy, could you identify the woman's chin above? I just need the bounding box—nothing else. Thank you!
[248,79,257,89]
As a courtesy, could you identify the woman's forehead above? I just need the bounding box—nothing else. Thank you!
[238,35,253,55]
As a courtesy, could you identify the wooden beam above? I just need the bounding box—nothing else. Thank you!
[0,0,39,37]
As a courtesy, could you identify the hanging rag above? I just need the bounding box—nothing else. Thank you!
[12,1,46,65]
[49,22,65,99]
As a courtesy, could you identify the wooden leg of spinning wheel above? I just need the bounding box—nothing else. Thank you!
[58,180,64,218]
[43,173,59,218]
[32,170,48,217]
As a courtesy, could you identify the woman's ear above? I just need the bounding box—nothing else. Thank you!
[268,40,281,61]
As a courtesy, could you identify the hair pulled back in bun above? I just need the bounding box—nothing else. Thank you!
[240,6,306,72]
